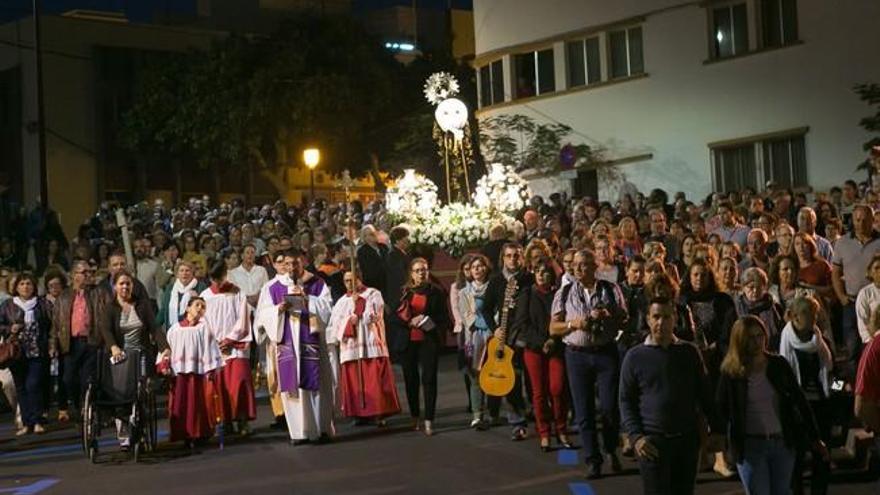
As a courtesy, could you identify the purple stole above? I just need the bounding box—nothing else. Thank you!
[269,277,326,393]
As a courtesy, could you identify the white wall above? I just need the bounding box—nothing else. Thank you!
[474,0,880,201]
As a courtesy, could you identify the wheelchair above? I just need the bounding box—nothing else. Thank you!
[81,348,159,463]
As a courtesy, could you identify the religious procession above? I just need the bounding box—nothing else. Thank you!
[2,2,880,492]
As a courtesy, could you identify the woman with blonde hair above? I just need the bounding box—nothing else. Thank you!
[717,315,825,495]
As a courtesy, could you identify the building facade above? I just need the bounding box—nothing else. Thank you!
[472,0,880,201]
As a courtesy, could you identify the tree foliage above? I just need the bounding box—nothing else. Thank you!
[856,83,880,150]
[478,114,593,174]
[119,14,408,194]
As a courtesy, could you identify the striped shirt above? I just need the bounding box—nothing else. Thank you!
[551,278,626,347]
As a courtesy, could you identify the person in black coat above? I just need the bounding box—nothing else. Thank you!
[511,258,572,451]
[385,226,411,311]
[396,257,450,436]
[480,242,534,440]
[678,258,738,477]
[717,315,827,495]
[356,225,389,295]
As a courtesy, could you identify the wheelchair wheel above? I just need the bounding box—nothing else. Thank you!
[81,385,92,453]
[82,385,100,463]
[144,383,158,452]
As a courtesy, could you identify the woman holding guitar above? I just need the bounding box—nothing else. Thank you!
[397,258,450,436]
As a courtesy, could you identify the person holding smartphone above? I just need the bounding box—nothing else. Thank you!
[397,257,449,437]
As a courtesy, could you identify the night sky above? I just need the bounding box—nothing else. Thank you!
[0,0,472,23]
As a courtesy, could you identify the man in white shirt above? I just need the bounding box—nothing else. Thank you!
[133,237,160,304]
[229,244,269,307]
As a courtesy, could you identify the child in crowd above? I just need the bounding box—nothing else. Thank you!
[163,297,223,448]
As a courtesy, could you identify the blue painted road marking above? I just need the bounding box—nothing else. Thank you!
[568,482,595,495]
[557,449,579,466]
[0,430,168,461]
[0,479,60,494]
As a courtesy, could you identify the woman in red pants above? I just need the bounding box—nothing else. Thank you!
[511,258,572,452]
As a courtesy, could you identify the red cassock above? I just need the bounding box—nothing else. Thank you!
[330,287,401,419]
[169,372,219,442]
[218,357,257,421]
[165,318,224,442]
[340,357,400,418]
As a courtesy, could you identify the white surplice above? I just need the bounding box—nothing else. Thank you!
[327,288,389,364]
[199,287,252,362]
[166,320,223,375]
[254,274,335,440]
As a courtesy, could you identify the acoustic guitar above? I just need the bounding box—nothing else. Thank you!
[479,278,517,397]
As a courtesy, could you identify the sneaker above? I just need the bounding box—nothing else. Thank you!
[511,426,528,441]
[469,418,483,429]
[423,420,433,437]
[15,426,29,437]
[33,424,46,435]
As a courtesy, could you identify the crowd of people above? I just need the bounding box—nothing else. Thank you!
[2,170,880,494]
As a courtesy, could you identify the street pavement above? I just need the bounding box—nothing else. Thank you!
[0,354,877,495]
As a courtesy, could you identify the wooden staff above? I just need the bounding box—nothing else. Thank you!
[341,172,367,411]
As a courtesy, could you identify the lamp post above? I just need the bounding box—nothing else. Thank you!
[303,148,320,203]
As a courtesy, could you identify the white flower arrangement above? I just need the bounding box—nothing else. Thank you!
[423,72,460,106]
[472,163,531,214]
[388,164,530,257]
[386,169,439,219]
[409,202,518,257]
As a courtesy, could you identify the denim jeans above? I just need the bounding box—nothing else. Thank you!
[11,357,46,427]
[736,437,796,495]
[565,344,619,465]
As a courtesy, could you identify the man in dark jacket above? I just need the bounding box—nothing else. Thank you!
[384,225,411,361]
[49,260,101,412]
[620,298,725,494]
[356,225,388,295]
[384,225,411,309]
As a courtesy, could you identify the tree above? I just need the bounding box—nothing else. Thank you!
[855,83,880,177]
[119,14,404,199]
[478,114,595,174]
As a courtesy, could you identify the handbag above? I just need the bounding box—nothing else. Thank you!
[0,334,21,369]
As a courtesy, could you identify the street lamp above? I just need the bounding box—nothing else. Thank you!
[303,148,320,203]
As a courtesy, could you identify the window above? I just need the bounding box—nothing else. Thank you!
[713,145,758,192]
[478,59,504,107]
[609,26,644,79]
[762,135,806,187]
[566,37,601,88]
[761,0,798,48]
[712,133,807,191]
[514,48,555,99]
[712,3,749,58]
